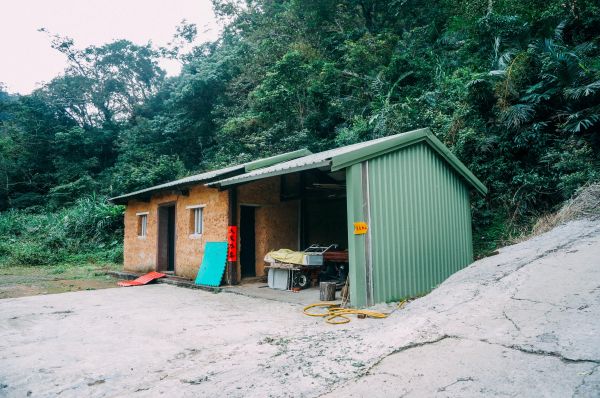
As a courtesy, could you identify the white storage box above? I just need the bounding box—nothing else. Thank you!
[267,268,290,290]
[302,254,323,266]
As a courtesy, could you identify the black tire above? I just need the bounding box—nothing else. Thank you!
[294,272,309,289]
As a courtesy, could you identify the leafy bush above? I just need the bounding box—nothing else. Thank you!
[0,195,124,266]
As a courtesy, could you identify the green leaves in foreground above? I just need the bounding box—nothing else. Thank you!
[0,196,124,266]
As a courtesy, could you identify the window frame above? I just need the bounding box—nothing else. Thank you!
[136,212,148,238]
[186,205,205,237]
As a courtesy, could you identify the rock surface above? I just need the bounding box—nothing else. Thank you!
[323,219,600,397]
[0,220,598,397]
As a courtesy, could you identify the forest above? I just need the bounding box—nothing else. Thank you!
[0,0,599,266]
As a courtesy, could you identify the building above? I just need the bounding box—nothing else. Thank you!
[110,128,487,306]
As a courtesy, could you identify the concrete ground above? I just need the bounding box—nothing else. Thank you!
[224,282,331,304]
[1,220,599,397]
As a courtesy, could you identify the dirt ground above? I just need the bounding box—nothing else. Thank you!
[0,264,120,299]
[1,220,599,397]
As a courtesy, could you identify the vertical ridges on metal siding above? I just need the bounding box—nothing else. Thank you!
[436,148,445,286]
[391,153,400,298]
[432,147,440,287]
[409,151,417,295]
[362,162,374,305]
[418,145,426,293]
[399,151,408,296]
[449,174,460,272]
[429,147,440,288]
[418,146,424,292]
[346,163,368,307]
[367,142,474,302]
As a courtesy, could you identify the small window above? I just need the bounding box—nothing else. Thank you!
[137,213,148,237]
[191,207,203,235]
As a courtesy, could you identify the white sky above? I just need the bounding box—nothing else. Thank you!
[0,0,221,94]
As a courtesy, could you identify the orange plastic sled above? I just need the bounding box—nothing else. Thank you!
[117,271,166,287]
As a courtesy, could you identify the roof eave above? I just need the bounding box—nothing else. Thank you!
[425,134,488,195]
[108,149,314,205]
[330,128,430,171]
[330,128,487,196]
[108,129,488,204]
[208,160,332,189]
[107,167,245,205]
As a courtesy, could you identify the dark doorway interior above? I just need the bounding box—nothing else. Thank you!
[158,204,176,272]
[240,205,256,278]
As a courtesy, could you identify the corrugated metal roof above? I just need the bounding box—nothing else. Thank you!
[110,128,487,204]
[244,148,312,171]
[109,163,244,204]
[207,133,405,188]
[208,128,487,195]
[109,148,311,204]
[331,128,487,195]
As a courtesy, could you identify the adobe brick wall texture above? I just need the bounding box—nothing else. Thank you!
[123,186,229,280]
[236,176,299,277]
[123,176,300,281]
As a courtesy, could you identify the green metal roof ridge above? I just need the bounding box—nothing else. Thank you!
[244,148,312,172]
[209,128,487,195]
[208,134,416,189]
[111,129,487,203]
[330,128,430,171]
[331,128,487,195]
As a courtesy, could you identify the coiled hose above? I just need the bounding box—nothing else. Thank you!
[303,301,406,325]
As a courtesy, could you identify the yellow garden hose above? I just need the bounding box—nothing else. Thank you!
[303,301,406,324]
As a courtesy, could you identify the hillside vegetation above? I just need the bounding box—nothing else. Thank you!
[1,0,599,265]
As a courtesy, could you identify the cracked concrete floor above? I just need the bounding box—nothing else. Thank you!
[322,219,600,397]
[0,220,599,397]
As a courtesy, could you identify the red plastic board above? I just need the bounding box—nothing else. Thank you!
[117,271,166,287]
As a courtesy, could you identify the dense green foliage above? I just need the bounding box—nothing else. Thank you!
[0,196,123,266]
[1,0,599,264]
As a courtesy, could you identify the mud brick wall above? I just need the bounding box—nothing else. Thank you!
[123,186,229,279]
[237,177,299,277]
[124,199,159,274]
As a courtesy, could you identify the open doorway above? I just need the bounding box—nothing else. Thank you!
[157,203,176,272]
[240,205,256,278]
[230,172,349,301]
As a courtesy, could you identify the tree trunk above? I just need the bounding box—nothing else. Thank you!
[320,282,336,301]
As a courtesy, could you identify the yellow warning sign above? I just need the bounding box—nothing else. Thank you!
[353,222,368,235]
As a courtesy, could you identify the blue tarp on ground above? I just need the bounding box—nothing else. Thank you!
[195,242,228,287]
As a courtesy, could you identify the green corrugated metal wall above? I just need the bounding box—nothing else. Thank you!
[346,163,368,307]
[347,142,473,307]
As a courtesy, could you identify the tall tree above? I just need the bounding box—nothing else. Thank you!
[38,31,166,127]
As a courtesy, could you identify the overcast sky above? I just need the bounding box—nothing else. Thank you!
[0,0,221,94]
